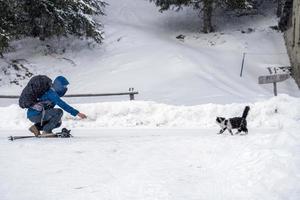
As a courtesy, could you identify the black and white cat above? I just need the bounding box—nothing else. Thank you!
[216,106,250,135]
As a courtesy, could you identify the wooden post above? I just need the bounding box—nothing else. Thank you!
[268,67,278,96]
[274,80,278,113]
[268,67,284,113]
[273,82,278,96]
[240,52,246,77]
[129,93,134,100]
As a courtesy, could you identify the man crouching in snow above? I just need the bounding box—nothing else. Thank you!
[26,76,87,137]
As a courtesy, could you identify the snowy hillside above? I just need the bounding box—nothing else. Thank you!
[0,0,299,105]
[0,1,300,200]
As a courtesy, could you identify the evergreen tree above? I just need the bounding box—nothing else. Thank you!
[19,0,107,43]
[0,0,18,56]
[149,0,253,33]
[0,0,107,56]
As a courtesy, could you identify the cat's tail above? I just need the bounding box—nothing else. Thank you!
[242,106,250,119]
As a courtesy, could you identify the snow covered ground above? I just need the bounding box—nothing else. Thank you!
[0,95,299,200]
[1,128,300,200]
[0,0,300,199]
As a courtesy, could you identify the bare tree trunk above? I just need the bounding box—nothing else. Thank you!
[39,13,46,41]
[278,0,293,31]
[276,0,283,17]
[202,0,214,33]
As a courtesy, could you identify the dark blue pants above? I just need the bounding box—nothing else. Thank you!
[28,108,63,133]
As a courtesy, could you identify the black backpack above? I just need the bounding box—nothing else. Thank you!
[19,75,52,108]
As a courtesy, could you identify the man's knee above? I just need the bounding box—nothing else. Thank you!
[55,121,62,129]
[55,108,63,118]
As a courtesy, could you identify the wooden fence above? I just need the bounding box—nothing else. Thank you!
[0,91,139,100]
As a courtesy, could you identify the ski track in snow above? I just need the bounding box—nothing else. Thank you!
[0,129,299,200]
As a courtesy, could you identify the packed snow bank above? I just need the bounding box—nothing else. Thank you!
[1,94,299,130]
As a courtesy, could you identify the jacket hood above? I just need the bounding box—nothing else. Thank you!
[53,76,69,97]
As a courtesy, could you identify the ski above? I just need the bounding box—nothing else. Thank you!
[9,128,72,141]
[8,135,37,141]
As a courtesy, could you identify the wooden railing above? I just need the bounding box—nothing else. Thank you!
[0,90,139,100]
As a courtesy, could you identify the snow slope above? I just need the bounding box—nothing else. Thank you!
[0,0,299,105]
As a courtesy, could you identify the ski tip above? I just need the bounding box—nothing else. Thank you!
[8,136,14,141]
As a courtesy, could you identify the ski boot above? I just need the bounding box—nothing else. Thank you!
[56,128,72,138]
[29,124,41,137]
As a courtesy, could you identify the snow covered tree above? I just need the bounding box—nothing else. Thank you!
[149,0,213,33]
[19,0,107,43]
[0,0,107,56]
[0,0,18,56]
[0,29,9,57]
[226,0,250,9]
[149,0,255,33]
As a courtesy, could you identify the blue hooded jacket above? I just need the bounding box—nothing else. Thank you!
[27,76,79,118]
